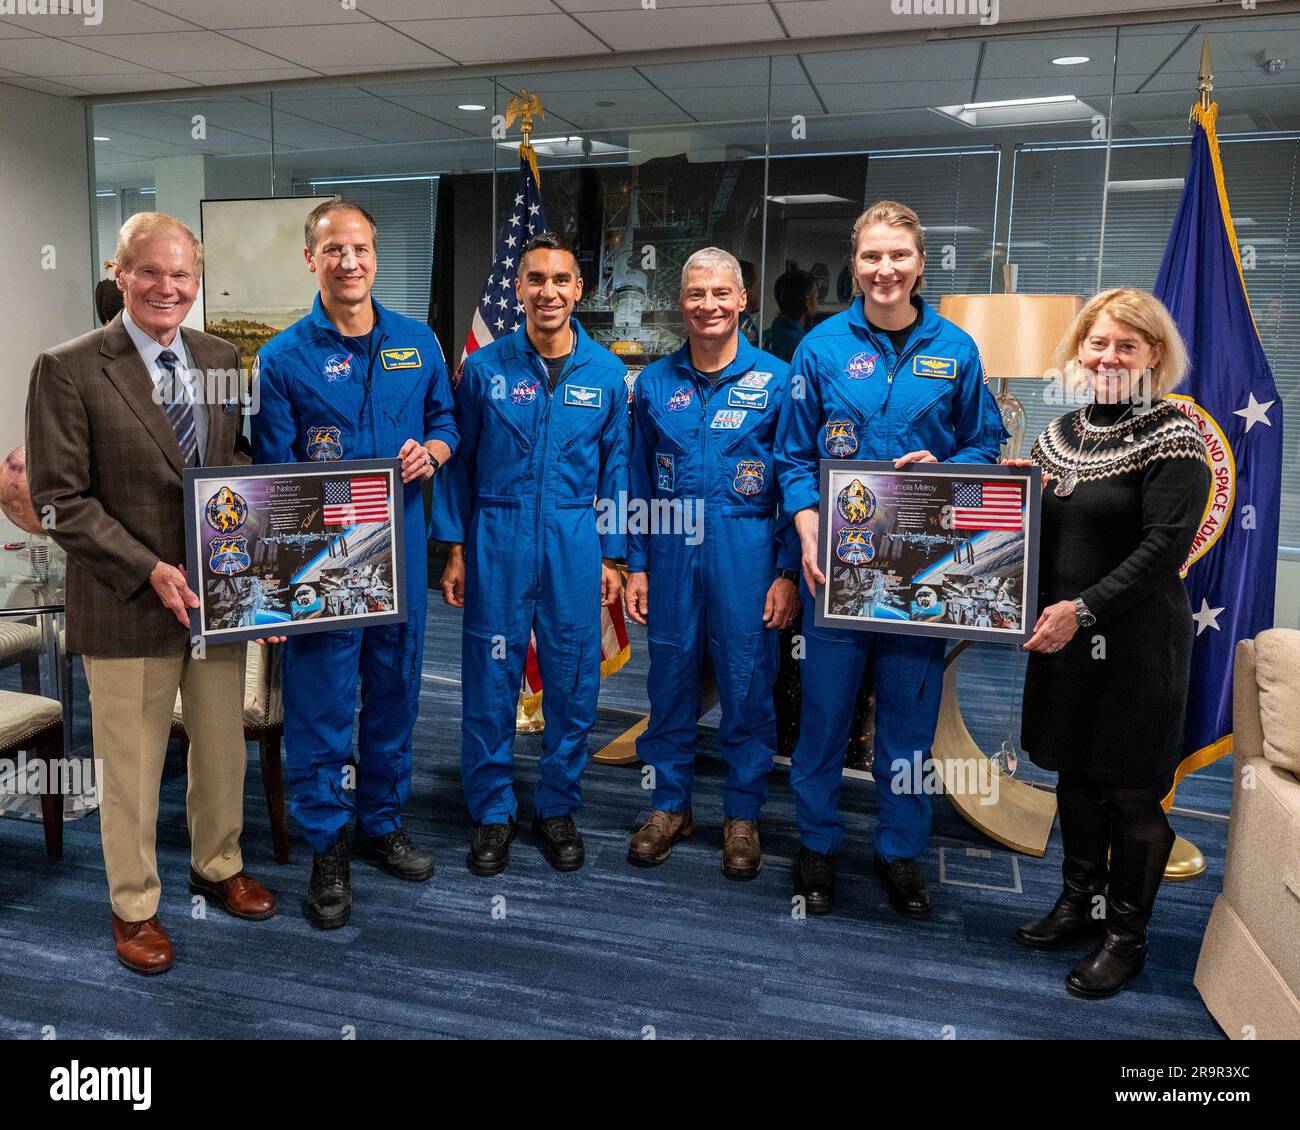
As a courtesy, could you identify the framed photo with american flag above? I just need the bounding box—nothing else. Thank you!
[815,460,1040,644]
[183,458,405,644]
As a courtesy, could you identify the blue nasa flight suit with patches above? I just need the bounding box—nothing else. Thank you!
[430,319,628,825]
[252,295,457,853]
[775,295,1006,860]
[628,338,798,818]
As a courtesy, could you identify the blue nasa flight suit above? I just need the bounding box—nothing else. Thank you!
[430,319,628,825]
[775,295,1005,860]
[628,339,798,818]
[252,295,457,853]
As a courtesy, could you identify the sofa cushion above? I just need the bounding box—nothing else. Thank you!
[1222,754,1300,994]
[1253,629,1300,777]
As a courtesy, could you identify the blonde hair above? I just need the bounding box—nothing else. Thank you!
[1051,288,1189,400]
[114,212,204,276]
[850,199,926,296]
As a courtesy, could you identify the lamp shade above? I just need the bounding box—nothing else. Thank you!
[938,293,1083,380]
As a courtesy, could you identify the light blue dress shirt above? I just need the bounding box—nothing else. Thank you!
[121,309,209,466]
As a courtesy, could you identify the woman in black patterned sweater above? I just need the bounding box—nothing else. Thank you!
[1010,288,1211,999]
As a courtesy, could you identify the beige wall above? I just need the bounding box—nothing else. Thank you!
[0,83,93,456]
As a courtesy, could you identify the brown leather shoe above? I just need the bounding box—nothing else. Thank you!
[112,913,174,975]
[188,869,278,921]
[627,809,693,867]
[722,816,762,880]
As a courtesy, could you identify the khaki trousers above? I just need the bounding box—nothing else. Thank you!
[83,645,246,922]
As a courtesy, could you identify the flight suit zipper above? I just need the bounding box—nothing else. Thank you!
[532,344,580,592]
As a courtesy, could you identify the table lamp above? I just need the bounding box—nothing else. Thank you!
[938,290,1083,460]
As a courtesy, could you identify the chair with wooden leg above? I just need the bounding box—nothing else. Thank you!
[0,689,65,860]
[171,642,288,864]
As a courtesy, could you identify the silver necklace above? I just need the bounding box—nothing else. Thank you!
[1054,402,1136,497]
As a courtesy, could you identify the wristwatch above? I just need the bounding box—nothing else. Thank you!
[1074,597,1096,629]
[776,568,799,583]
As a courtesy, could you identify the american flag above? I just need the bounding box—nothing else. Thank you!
[456,153,549,383]
[951,481,1022,531]
[323,476,389,525]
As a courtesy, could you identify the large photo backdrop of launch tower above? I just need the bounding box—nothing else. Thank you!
[433,153,869,374]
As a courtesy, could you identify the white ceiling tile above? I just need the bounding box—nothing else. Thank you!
[224,23,454,67]
[574,4,785,51]
[561,0,768,8]
[0,18,46,37]
[141,0,367,31]
[772,0,924,38]
[363,0,558,16]
[393,14,609,64]
[189,67,321,86]
[1,73,89,95]
[54,72,201,93]
[317,62,455,75]
[0,36,152,74]
[70,31,301,70]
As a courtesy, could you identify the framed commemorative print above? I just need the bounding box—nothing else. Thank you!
[815,460,1041,644]
[183,458,405,644]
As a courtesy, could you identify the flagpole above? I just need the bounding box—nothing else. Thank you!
[1165,36,1218,883]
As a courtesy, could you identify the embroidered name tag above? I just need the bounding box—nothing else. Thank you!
[564,385,602,408]
[727,387,768,410]
[913,355,957,379]
[381,348,421,370]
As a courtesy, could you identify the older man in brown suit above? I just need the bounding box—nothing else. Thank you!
[26,212,276,975]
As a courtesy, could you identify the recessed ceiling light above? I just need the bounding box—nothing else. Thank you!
[963,95,1077,111]
[1052,56,1090,66]
[93,135,110,141]
[458,103,486,111]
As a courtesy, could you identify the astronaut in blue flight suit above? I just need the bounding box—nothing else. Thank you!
[432,232,628,877]
[623,247,799,880]
[775,200,1005,919]
[252,200,457,929]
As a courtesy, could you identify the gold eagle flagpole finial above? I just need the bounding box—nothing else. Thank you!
[506,89,545,157]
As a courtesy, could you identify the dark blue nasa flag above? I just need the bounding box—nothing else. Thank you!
[1153,99,1284,802]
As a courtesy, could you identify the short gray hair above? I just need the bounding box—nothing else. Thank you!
[681,247,744,294]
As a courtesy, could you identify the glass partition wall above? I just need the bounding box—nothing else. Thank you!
[89,12,1300,550]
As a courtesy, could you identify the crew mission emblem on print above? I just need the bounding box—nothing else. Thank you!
[205,486,247,533]
[824,419,858,457]
[836,478,876,525]
[733,460,765,496]
[209,535,251,576]
[836,527,875,565]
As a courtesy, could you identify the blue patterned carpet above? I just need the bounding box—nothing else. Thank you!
[0,603,1228,1040]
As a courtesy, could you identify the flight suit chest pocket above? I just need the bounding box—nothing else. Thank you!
[555,389,607,450]
[483,392,536,449]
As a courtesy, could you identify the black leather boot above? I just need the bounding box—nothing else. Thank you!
[1016,786,1110,949]
[793,846,835,916]
[304,829,351,930]
[1066,820,1174,999]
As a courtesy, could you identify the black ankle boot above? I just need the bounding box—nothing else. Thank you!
[1016,787,1110,950]
[304,829,351,930]
[1066,824,1174,999]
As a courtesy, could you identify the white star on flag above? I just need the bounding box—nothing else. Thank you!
[509,213,521,227]
[503,255,514,269]
[514,194,524,205]
[497,296,509,308]
[528,203,540,215]
[495,318,505,330]
[1233,392,1275,433]
[505,234,517,248]
[1192,597,1226,636]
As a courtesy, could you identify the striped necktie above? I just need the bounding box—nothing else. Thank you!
[157,349,197,465]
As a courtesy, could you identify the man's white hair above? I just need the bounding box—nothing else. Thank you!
[680,247,744,293]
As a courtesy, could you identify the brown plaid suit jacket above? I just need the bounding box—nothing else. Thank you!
[25,314,249,657]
